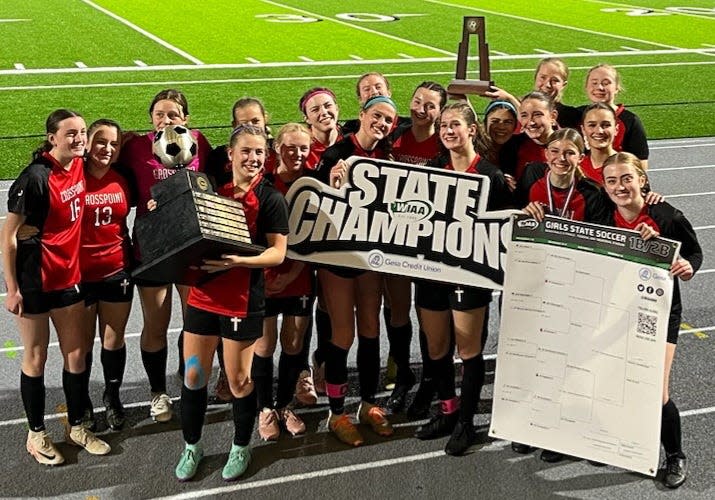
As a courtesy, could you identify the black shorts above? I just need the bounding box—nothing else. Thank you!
[414,280,492,311]
[265,295,315,317]
[84,270,134,306]
[22,284,84,315]
[183,305,263,341]
[667,309,681,345]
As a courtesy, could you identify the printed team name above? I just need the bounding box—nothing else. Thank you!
[288,161,510,276]
[153,168,178,180]
[85,192,124,206]
[60,180,85,202]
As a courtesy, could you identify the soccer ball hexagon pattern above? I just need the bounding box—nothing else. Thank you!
[152,125,198,168]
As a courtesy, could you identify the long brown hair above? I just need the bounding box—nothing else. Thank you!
[32,109,84,160]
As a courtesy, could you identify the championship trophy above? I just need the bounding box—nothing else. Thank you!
[132,170,264,285]
[447,16,494,97]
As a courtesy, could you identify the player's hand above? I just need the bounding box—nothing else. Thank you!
[634,222,659,240]
[201,254,244,273]
[644,191,664,205]
[523,202,546,222]
[484,86,508,100]
[147,199,157,211]
[5,290,23,316]
[670,258,694,281]
[329,160,350,188]
[504,173,516,191]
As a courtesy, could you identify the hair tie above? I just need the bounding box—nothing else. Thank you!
[300,89,337,113]
[484,99,517,118]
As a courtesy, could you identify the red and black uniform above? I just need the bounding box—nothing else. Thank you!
[555,102,581,130]
[306,130,343,170]
[206,139,277,185]
[391,123,439,166]
[577,104,649,160]
[8,153,85,313]
[579,154,604,186]
[81,167,134,303]
[500,133,547,182]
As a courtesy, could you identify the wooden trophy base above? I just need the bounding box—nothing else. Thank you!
[447,79,493,97]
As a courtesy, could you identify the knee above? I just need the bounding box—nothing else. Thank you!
[22,351,47,376]
[183,355,208,389]
[64,349,86,372]
[228,372,253,398]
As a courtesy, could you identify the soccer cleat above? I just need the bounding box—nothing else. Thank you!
[406,379,436,419]
[414,411,458,440]
[358,401,394,437]
[26,430,64,466]
[279,407,306,436]
[213,369,233,403]
[328,412,364,447]
[384,356,397,391]
[312,353,326,395]
[664,453,687,489]
[445,420,476,456]
[258,408,280,441]
[81,406,97,432]
[103,391,126,431]
[150,392,173,422]
[540,449,565,463]
[66,425,111,455]
[294,369,318,406]
[175,443,203,482]
[511,442,534,454]
[222,443,251,481]
[386,374,416,414]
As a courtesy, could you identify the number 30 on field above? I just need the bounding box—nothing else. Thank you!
[602,6,715,16]
[256,13,423,23]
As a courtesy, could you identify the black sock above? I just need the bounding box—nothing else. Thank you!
[418,330,433,383]
[101,345,126,400]
[325,342,349,414]
[20,372,45,431]
[233,389,257,446]
[432,352,456,403]
[383,306,392,329]
[141,347,167,393]
[387,323,414,384]
[83,350,94,411]
[276,351,302,408]
[63,369,86,426]
[661,399,685,458]
[177,331,184,377]
[251,354,273,410]
[298,317,313,371]
[314,307,331,365]
[357,335,380,403]
[181,385,207,445]
[459,354,485,423]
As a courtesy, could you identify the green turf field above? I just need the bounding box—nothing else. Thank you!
[0,0,713,178]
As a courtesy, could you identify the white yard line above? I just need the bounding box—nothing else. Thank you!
[585,0,715,22]
[79,0,204,65]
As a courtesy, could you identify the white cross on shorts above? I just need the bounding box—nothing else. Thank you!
[120,279,130,295]
[231,317,242,332]
[455,287,464,303]
[300,295,309,309]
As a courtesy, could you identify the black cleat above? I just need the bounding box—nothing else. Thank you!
[663,454,687,489]
[103,391,126,431]
[511,442,534,454]
[445,420,476,456]
[406,380,436,419]
[540,449,565,463]
[415,411,458,440]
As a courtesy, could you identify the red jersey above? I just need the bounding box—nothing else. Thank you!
[613,205,660,232]
[80,168,132,281]
[444,154,482,175]
[529,170,586,221]
[515,135,546,181]
[579,155,604,186]
[187,176,289,317]
[306,133,342,170]
[392,129,439,166]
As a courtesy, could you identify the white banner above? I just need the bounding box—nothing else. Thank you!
[490,214,681,476]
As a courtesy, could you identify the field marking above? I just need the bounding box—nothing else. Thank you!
[349,54,363,60]
[0,19,29,23]
[259,0,455,57]
[694,225,715,231]
[134,60,147,67]
[585,0,715,22]
[650,143,715,150]
[12,63,24,70]
[298,56,314,62]
[0,47,712,77]
[578,47,598,53]
[424,0,697,52]
[79,0,204,65]
[650,164,715,172]
[74,61,87,68]
[620,46,640,51]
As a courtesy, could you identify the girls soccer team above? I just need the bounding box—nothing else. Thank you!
[1,59,699,489]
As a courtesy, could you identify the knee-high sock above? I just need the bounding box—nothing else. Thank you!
[181,385,208,445]
[357,335,380,403]
[233,389,257,446]
[141,346,167,393]
[387,322,414,384]
[314,307,332,366]
[276,351,303,409]
[661,399,685,457]
[432,352,456,403]
[83,350,94,410]
[298,317,313,371]
[63,369,86,426]
[325,342,349,414]
[101,345,126,399]
[251,354,274,410]
[21,372,45,431]
[418,330,433,383]
[459,354,485,422]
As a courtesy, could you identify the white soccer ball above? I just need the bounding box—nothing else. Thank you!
[152,125,198,168]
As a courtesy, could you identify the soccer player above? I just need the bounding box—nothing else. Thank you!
[580,103,619,186]
[483,100,519,190]
[174,124,289,481]
[583,64,649,169]
[2,109,110,465]
[310,95,400,446]
[254,123,315,439]
[117,88,211,423]
[414,102,511,456]
[601,153,701,488]
[80,119,134,431]
[342,72,406,135]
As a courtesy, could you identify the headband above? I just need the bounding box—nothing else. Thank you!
[299,89,337,113]
[484,99,517,119]
[362,95,397,112]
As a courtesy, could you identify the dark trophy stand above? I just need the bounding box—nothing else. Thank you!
[447,16,493,97]
[132,170,265,285]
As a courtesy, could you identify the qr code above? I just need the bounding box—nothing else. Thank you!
[637,312,657,337]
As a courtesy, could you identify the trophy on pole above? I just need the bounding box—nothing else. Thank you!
[447,16,494,97]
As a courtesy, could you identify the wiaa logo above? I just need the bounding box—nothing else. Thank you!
[517,218,538,230]
[388,199,433,222]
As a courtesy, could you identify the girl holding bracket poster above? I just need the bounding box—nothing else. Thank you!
[601,152,701,489]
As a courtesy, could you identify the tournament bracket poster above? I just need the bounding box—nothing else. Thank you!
[284,156,517,288]
[490,214,681,476]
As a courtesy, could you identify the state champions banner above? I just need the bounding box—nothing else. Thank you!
[284,156,518,288]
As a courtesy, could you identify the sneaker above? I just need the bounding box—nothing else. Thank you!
[384,356,397,391]
[81,406,96,432]
[663,453,687,489]
[406,379,436,419]
[213,369,233,403]
[445,420,476,456]
[258,408,280,441]
[66,425,111,455]
[328,412,364,446]
[150,392,173,423]
[358,401,394,437]
[279,407,306,436]
[26,430,64,466]
[175,443,203,482]
[511,442,534,454]
[295,369,318,406]
[415,411,458,440]
[312,353,326,395]
[540,449,565,463]
[103,392,126,431]
[222,443,251,481]
[386,375,415,414]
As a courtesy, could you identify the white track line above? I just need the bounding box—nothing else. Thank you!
[666,191,715,199]
[649,164,715,172]
[650,143,715,150]
[260,0,454,56]
[79,0,204,65]
[694,225,715,231]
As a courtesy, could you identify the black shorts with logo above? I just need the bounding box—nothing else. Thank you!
[84,270,134,305]
[22,284,84,315]
[183,305,263,341]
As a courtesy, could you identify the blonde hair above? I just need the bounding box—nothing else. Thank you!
[535,57,569,81]
[546,128,585,181]
[274,122,311,150]
[602,152,650,192]
[586,63,624,93]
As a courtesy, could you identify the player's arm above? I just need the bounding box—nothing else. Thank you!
[201,232,287,272]
[1,212,28,315]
